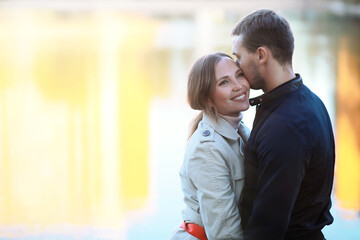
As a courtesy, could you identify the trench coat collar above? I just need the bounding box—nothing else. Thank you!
[202,113,240,141]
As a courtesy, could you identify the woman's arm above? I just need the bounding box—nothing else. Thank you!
[187,142,243,240]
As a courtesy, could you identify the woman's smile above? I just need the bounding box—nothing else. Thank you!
[210,56,250,117]
[232,93,246,101]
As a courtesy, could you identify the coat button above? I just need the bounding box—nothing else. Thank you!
[202,130,210,137]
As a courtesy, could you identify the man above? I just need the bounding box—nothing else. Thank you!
[231,9,335,240]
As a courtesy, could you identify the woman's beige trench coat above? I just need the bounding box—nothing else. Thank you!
[169,113,250,240]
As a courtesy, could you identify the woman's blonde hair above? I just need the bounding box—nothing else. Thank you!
[187,52,233,138]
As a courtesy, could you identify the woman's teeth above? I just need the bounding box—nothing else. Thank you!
[233,94,245,100]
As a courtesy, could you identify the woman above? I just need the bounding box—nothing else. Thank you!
[169,52,250,240]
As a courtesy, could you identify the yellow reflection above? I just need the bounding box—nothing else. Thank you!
[0,8,165,235]
[116,16,170,210]
[335,36,360,212]
[118,19,153,210]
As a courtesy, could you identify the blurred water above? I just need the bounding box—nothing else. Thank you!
[0,2,359,240]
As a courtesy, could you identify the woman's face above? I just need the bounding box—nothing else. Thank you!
[209,56,250,117]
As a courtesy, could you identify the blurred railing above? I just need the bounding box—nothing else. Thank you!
[0,0,359,16]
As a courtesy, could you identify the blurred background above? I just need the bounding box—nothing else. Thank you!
[0,0,359,239]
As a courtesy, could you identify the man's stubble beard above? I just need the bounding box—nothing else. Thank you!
[248,63,265,91]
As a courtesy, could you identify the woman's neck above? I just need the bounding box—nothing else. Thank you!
[219,113,243,129]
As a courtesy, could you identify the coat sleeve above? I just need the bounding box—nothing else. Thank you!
[245,122,311,240]
[187,141,243,240]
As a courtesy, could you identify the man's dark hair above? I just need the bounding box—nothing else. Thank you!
[232,9,294,66]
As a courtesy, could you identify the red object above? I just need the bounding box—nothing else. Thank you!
[180,221,208,240]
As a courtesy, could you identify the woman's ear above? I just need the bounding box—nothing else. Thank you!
[207,98,213,107]
[257,47,268,65]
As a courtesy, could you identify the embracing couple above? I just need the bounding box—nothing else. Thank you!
[169,9,335,240]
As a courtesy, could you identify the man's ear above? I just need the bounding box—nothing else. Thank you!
[257,47,268,65]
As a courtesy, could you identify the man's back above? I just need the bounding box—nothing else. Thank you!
[242,76,335,240]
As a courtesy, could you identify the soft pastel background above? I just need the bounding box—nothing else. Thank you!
[0,0,359,239]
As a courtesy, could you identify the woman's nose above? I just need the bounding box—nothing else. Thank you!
[233,80,243,91]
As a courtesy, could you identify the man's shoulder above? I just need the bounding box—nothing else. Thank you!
[255,88,330,145]
[273,85,325,118]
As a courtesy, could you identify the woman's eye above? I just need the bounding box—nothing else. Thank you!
[219,80,228,86]
[237,72,244,78]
